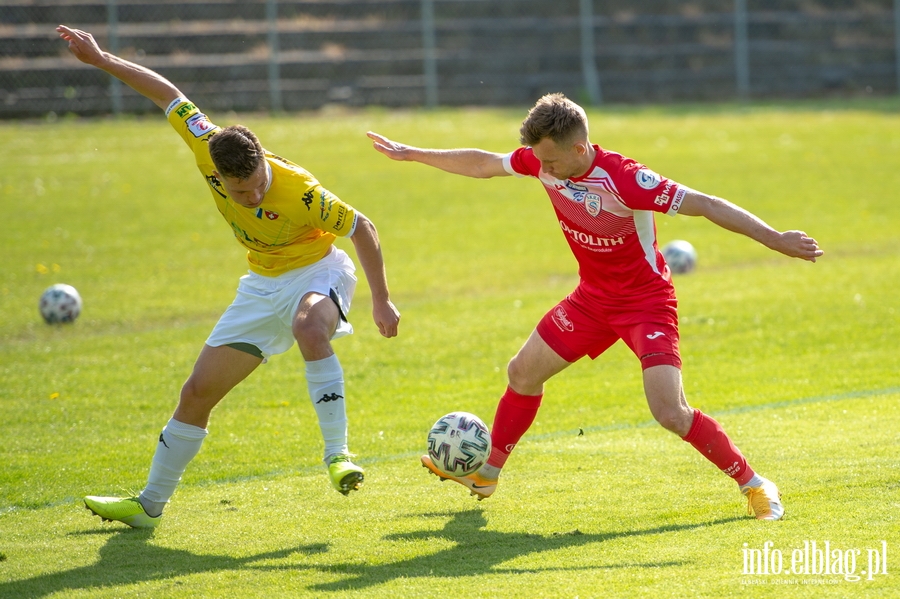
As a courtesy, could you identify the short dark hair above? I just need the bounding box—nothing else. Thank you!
[519,93,589,146]
[208,125,265,180]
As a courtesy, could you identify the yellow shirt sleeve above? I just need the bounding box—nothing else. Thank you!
[166,98,357,276]
[165,98,226,200]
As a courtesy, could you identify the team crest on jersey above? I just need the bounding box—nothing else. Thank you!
[636,168,662,190]
[255,208,279,220]
[583,193,602,216]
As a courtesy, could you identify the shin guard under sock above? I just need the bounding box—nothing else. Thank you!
[486,386,543,469]
[682,409,754,486]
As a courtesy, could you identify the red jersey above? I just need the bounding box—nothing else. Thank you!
[503,145,687,301]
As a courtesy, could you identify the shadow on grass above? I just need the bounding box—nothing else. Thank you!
[0,510,740,596]
[310,508,742,592]
[0,528,327,599]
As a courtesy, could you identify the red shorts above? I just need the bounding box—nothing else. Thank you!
[536,283,681,370]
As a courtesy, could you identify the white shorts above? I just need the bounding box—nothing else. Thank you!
[206,247,357,358]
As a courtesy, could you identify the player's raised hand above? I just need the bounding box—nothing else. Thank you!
[367,131,415,161]
[57,26,106,66]
[774,230,824,262]
[367,131,507,178]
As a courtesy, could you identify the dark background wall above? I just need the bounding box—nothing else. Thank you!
[1,0,898,118]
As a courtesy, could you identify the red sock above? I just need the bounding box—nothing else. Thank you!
[681,409,755,486]
[486,386,543,469]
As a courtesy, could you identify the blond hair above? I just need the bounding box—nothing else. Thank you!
[519,93,588,146]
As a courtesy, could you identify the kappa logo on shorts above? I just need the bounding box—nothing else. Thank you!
[552,306,574,332]
[646,331,665,339]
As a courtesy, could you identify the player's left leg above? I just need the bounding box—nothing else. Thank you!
[641,364,693,436]
[292,290,363,495]
[642,365,783,520]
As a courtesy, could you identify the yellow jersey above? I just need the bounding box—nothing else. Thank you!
[165,98,358,277]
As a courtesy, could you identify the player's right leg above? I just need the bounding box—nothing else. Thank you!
[85,344,262,528]
[424,328,571,499]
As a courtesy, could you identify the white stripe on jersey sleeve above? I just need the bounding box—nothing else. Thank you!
[501,152,527,177]
[345,212,360,237]
[633,210,661,274]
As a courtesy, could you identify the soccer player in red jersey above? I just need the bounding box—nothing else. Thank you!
[369,93,823,520]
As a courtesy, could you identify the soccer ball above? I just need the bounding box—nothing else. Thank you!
[662,240,697,274]
[39,284,82,324]
[426,412,491,477]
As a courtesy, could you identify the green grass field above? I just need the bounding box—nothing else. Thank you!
[1,99,898,598]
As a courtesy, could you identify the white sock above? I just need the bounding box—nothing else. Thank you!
[139,418,208,516]
[478,464,501,480]
[740,473,765,491]
[306,354,348,461]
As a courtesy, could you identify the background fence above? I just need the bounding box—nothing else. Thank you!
[2,0,900,118]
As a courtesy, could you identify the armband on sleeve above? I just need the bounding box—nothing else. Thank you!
[165,97,189,117]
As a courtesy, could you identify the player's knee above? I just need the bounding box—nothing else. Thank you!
[651,405,692,436]
[293,310,334,341]
[174,383,215,428]
[294,324,335,362]
[294,326,328,353]
[506,356,538,394]
[179,376,207,404]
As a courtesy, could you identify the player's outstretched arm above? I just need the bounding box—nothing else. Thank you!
[57,25,181,110]
[349,215,400,338]
[679,190,823,262]
[367,131,509,179]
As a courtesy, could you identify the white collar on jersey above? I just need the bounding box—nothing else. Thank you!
[264,160,273,193]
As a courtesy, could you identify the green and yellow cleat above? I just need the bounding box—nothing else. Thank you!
[84,496,161,528]
[328,454,365,496]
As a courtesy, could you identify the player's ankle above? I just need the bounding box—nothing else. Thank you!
[739,473,765,490]
[138,494,165,518]
[479,464,501,479]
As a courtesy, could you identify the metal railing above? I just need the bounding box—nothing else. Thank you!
[1,0,898,118]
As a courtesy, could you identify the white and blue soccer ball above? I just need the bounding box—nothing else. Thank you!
[427,412,491,477]
[662,240,697,275]
[39,283,82,324]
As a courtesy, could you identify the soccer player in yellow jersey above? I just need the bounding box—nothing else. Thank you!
[58,25,401,528]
